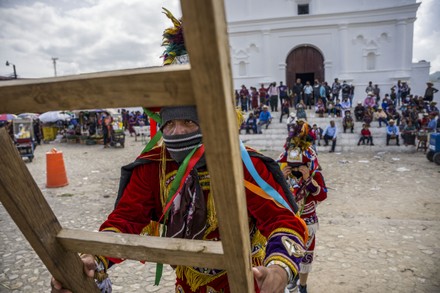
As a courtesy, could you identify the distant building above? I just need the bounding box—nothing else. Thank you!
[225,0,430,100]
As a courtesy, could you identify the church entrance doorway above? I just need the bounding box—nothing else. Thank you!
[286,45,324,89]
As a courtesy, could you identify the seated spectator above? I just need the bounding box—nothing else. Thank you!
[354,102,365,121]
[341,98,351,115]
[418,113,431,130]
[296,100,307,121]
[386,119,400,146]
[322,120,338,153]
[311,123,323,147]
[257,105,272,133]
[364,92,376,109]
[426,101,439,116]
[334,99,343,117]
[342,110,354,133]
[427,113,438,132]
[315,98,326,117]
[245,112,258,134]
[375,107,388,128]
[363,106,374,126]
[386,105,401,126]
[399,103,408,116]
[286,112,296,133]
[327,101,335,117]
[381,94,391,112]
[357,123,374,146]
[401,119,417,146]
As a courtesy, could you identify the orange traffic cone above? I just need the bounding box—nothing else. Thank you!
[46,148,68,188]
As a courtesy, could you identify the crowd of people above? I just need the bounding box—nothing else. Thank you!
[238,78,439,151]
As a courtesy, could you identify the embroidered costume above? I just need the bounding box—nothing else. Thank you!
[278,145,327,276]
[287,169,327,273]
[99,145,307,292]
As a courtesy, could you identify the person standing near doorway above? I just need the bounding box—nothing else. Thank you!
[303,81,313,110]
[279,81,289,107]
[291,78,304,108]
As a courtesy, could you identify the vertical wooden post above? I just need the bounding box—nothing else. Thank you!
[0,129,100,293]
[180,0,255,292]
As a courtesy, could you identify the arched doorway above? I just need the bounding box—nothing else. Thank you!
[286,45,324,89]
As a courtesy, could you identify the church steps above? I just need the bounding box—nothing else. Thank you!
[239,109,418,153]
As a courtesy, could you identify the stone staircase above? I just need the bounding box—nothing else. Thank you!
[239,109,418,153]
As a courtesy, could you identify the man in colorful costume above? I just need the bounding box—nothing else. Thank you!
[51,105,308,293]
[278,130,327,293]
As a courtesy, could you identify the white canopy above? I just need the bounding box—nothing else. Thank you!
[38,111,71,123]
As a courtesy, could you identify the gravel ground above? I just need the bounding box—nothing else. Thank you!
[1,135,439,293]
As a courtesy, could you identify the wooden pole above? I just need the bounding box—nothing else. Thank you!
[180,0,255,292]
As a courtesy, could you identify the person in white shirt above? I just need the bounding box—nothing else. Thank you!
[303,81,313,110]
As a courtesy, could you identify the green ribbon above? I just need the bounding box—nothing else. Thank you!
[141,130,162,154]
[153,145,200,286]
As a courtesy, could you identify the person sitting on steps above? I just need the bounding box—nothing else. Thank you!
[357,124,374,146]
[322,120,337,153]
[386,119,400,146]
[342,110,354,133]
[257,105,272,133]
[245,112,258,134]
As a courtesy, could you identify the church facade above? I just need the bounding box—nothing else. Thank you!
[225,0,430,100]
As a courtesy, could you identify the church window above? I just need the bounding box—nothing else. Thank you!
[298,4,309,15]
[239,61,247,76]
[366,52,376,70]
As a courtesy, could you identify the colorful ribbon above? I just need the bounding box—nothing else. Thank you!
[240,140,293,213]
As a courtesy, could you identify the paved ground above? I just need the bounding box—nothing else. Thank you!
[0,135,439,293]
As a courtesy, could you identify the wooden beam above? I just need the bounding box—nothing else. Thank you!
[0,65,194,114]
[57,229,225,269]
[181,1,255,292]
[0,129,100,293]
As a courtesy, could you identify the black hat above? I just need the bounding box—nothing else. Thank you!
[160,106,199,130]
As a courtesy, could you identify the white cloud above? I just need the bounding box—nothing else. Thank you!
[413,0,440,74]
[0,0,181,78]
[1,0,438,78]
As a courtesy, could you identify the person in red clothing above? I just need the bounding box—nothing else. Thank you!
[279,145,327,293]
[357,123,374,146]
[258,84,268,106]
[51,106,308,293]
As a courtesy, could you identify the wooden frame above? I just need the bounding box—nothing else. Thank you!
[0,0,254,292]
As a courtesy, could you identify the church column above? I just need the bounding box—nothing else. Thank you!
[395,19,407,72]
[262,29,272,79]
[338,24,348,76]
[324,60,333,82]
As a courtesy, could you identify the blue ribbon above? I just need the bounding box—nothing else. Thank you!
[239,140,293,213]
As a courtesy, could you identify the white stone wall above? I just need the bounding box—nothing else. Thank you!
[225,0,430,102]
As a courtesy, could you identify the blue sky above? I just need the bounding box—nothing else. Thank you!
[0,0,438,79]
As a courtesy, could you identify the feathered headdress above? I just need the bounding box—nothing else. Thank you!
[161,8,186,65]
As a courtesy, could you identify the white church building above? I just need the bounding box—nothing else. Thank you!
[224,0,430,101]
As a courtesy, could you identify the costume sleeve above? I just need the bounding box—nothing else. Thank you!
[305,171,327,202]
[99,163,162,235]
[244,156,307,277]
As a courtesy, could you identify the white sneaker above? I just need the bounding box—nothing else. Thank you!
[286,283,298,293]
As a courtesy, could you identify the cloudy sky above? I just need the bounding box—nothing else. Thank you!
[0,0,438,79]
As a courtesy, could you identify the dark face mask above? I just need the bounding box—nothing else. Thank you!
[290,170,303,179]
